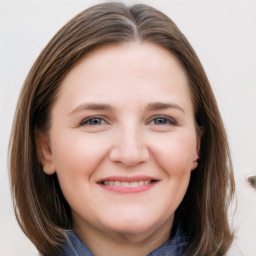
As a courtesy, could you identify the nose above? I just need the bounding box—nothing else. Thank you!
[109,126,149,167]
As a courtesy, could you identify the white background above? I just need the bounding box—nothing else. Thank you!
[0,0,255,255]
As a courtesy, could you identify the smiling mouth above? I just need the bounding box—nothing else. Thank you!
[97,176,158,193]
[101,180,155,187]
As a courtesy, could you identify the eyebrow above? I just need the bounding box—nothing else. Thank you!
[69,101,185,115]
[69,103,114,115]
[146,102,185,113]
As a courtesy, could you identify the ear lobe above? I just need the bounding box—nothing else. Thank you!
[43,163,56,175]
[193,152,199,162]
[34,130,56,175]
[191,160,199,171]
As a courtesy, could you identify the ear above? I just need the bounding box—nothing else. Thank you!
[34,130,56,175]
[191,151,199,171]
[196,126,204,157]
[191,127,204,170]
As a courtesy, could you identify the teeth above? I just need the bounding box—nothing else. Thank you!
[122,182,129,187]
[115,181,121,186]
[103,180,152,187]
[130,182,139,187]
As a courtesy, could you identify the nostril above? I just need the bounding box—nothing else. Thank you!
[109,141,149,166]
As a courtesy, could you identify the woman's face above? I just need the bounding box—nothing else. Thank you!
[37,43,199,239]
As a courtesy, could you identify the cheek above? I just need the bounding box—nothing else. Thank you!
[50,131,111,207]
[149,132,197,176]
[50,131,109,180]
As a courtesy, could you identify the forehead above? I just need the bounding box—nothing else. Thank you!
[73,42,187,79]
[54,42,193,114]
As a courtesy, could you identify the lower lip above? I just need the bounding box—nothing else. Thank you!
[97,182,157,194]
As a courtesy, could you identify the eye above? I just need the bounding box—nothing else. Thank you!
[150,116,177,126]
[81,117,107,126]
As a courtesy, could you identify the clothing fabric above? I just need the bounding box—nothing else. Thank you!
[60,219,190,256]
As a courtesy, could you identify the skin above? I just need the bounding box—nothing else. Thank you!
[36,42,200,256]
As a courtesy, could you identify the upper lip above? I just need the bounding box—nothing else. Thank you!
[97,175,158,183]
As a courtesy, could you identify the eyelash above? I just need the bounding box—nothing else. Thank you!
[80,115,177,126]
[148,115,178,126]
[80,116,108,126]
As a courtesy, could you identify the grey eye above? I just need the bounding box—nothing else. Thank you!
[152,117,177,125]
[81,117,106,126]
[154,117,168,125]
[88,118,103,125]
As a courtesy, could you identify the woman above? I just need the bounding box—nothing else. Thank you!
[9,2,235,256]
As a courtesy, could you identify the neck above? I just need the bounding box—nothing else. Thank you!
[73,215,174,256]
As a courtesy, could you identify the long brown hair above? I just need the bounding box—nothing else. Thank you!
[9,2,235,255]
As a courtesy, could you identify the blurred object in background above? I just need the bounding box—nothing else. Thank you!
[247,175,256,190]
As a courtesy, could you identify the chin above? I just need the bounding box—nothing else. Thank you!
[101,214,168,237]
